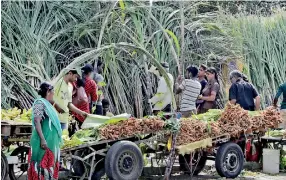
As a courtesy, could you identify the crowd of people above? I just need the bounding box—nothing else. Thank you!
[148,62,285,124]
[27,60,285,179]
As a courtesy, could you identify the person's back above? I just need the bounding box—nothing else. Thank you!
[180,79,201,113]
[229,79,258,111]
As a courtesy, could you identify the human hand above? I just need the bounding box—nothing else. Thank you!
[80,112,88,119]
[198,95,203,100]
[40,139,48,150]
[176,75,182,82]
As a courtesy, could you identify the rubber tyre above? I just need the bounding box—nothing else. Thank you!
[215,142,244,178]
[179,151,207,175]
[1,152,8,180]
[9,146,29,180]
[105,141,143,180]
[71,150,85,176]
[91,168,105,180]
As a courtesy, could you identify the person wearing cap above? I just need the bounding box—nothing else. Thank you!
[228,70,260,111]
[197,67,220,114]
[82,64,98,113]
[176,65,201,117]
[70,64,97,131]
[149,62,174,115]
[52,69,88,131]
[273,82,286,128]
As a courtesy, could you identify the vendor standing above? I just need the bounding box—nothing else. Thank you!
[53,68,88,130]
[149,62,174,115]
[228,70,260,111]
[176,65,201,117]
[273,82,286,128]
[197,67,220,114]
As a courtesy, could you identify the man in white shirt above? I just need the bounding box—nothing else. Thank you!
[149,62,174,115]
[176,65,201,118]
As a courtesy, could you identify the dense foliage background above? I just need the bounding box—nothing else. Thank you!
[1,1,285,116]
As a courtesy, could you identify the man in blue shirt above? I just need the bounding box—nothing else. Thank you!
[273,82,286,128]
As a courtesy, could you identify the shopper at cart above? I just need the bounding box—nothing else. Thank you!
[273,82,286,128]
[27,82,62,180]
[70,78,89,135]
[176,65,201,117]
[197,67,220,114]
[228,70,260,111]
[81,64,98,113]
[149,62,174,115]
[53,68,88,130]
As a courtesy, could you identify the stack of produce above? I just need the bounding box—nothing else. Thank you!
[209,121,221,137]
[261,106,283,128]
[1,107,32,123]
[99,117,165,140]
[176,119,209,146]
[218,103,252,137]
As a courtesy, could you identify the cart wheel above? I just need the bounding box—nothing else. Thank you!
[105,141,143,180]
[9,146,29,180]
[1,152,8,180]
[215,142,244,178]
[179,151,207,175]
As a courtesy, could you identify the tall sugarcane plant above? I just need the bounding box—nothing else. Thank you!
[3,1,281,115]
[225,12,286,108]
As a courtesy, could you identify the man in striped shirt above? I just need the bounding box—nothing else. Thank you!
[176,65,201,118]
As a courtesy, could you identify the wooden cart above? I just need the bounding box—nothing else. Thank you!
[1,120,32,180]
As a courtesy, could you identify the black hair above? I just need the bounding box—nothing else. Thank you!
[242,74,249,82]
[102,99,110,107]
[67,69,78,75]
[186,65,199,78]
[200,64,207,71]
[76,78,85,87]
[207,67,219,83]
[82,64,94,75]
[38,82,53,98]
[97,58,103,68]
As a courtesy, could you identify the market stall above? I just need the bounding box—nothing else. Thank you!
[1,108,32,180]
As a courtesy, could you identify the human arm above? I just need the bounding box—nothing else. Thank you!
[68,103,88,118]
[89,81,98,103]
[149,77,167,104]
[252,85,260,110]
[33,103,48,149]
[273,85,283,107]
[175,75,184,94]
[228,84,237,104]
[200,83,219,102]
[255,96,261,111]
[50,100,65,113]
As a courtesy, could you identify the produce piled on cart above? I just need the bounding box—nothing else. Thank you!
[58,103,284,180]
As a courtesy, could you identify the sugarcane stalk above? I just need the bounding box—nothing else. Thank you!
[164,132,178,180]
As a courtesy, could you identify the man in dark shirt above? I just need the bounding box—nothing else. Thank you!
[229,70,260,111]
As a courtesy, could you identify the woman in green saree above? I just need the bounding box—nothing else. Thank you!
[27,82,62,180]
